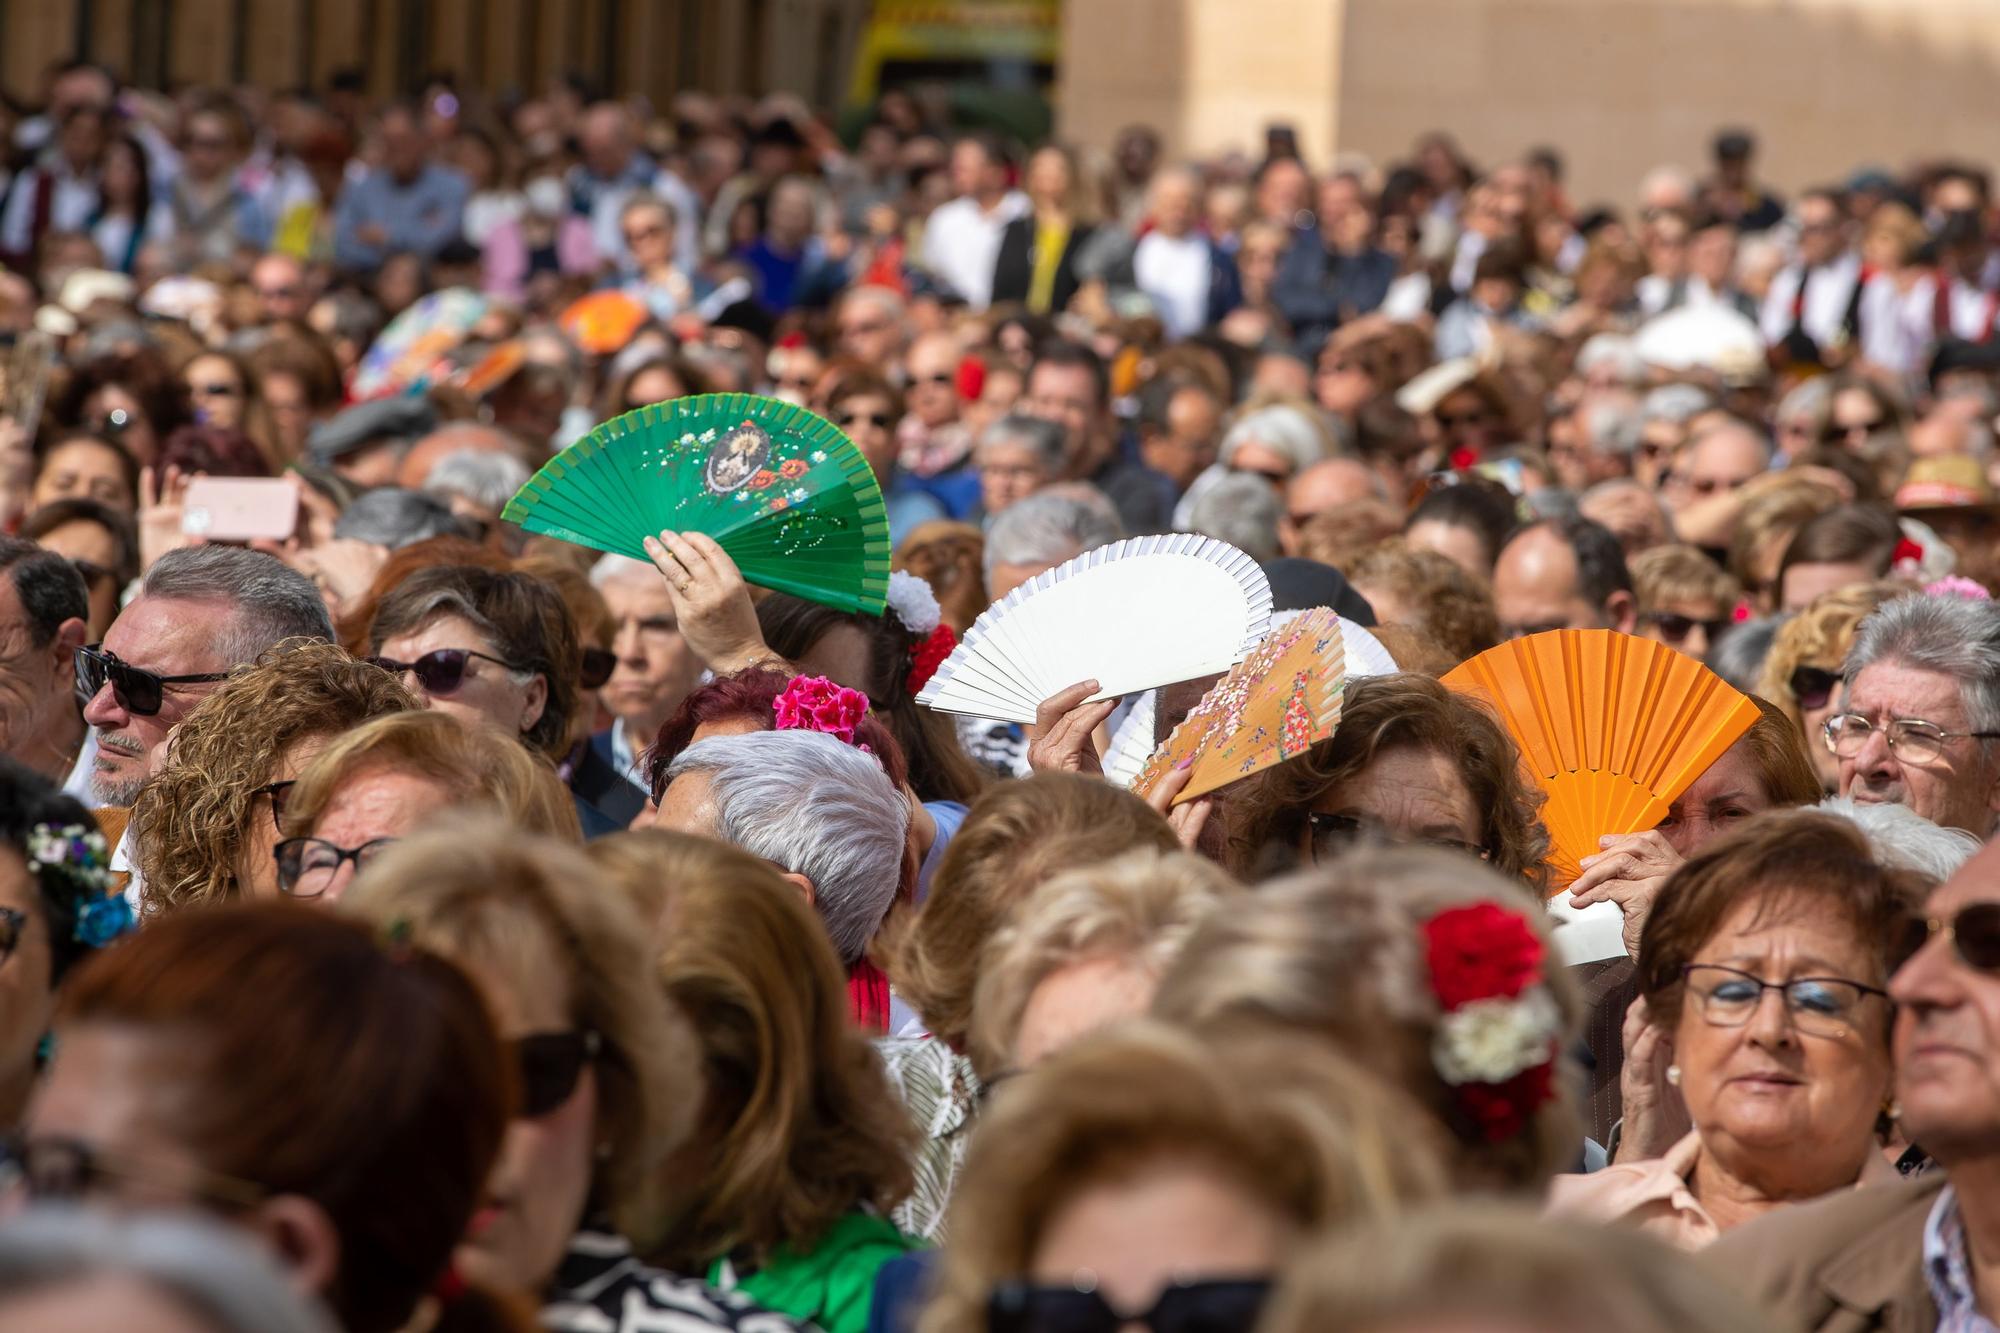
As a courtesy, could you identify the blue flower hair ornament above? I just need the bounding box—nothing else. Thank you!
[25,824,136,948]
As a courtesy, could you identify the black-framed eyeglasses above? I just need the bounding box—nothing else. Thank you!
[1681,963,1886,1038]
[579,646,616,691]
[0,907,24,969]
[987,1275,1271,1333]
[252,779,296,832]
[1789,665,1840,712]
[515,1030,601,1118]
[1821,713,2000,765]
[1643,610,1730,646]
[273,836,396,898]
[75,644,231,716]
[837,411,893,430]
[0,1133,265,1210]
[1907,902,2000,974]
[365,648,526,697]
[1307,811,1487,862]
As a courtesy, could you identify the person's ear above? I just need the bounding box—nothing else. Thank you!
[50,616,86,682]
[246,1193,341,1302]
[1605,590,1638,635]
[519,672,549,732]
[778,870,817,907]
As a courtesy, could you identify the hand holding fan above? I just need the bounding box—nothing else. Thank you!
[1441,629,1761,889]
[503,393,891,615]
[915,535,1273,725]
[1132,608,1347,805]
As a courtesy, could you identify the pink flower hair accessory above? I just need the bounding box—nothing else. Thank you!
[1925,576,1992,602]
[773,675,870,746]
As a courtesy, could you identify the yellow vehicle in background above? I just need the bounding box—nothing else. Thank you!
[845,0,1059,139]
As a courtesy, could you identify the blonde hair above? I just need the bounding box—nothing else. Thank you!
[340,816,693,1245]
[1152,845,1582,1191]
[1726,479,1842,593]
[593,829,916,1271]
[884,773,1177,1048]
[1756,580,1907,728]
[919,1021,1447,1333]
[136,640,418,916]
[284,711,583,843]
[969,849,1241,1077]
[1257,1203,1772,1333]
[1630,543,1740,612]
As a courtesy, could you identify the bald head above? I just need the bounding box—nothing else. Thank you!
[1492,518,1637,639]
[1669,421,1771,512]
[397,423,520,490]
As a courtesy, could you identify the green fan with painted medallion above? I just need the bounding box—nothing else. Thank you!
[502,393,891,615]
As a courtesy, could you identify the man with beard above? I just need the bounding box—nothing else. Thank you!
[77,546,332,886]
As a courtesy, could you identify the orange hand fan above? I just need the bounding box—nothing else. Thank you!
[1133,608,1346,806]
[1441,629,1760,890]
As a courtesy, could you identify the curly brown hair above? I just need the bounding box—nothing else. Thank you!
[134,639,418,916]
[1223,672,1552,892]
[1343,540,1500,664]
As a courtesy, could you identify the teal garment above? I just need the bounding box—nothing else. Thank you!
[706,1211,923,1333]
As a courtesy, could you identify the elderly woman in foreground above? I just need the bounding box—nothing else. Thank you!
[1546,811,1919,1246]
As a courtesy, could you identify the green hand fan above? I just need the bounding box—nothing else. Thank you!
[503,393,891,615]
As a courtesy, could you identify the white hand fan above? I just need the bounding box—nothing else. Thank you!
[1547,890,1628,966]
[917,535,1273,724]
[1103,689,1159,788]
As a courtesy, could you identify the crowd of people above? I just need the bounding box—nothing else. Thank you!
[0,54,1996,1333]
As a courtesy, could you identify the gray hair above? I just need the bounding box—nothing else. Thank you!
[666,730,908,963]
[1774,376,1835,427]
[422,449,531,515]
[589,553,656,589]
[1575,334,1644,386]
[983,491,1122,584]
[978,414,1067,475]
[1640,383,1714,426]
[1219,404,1327,475]
[140,545,333,666]
[332,488,470,549]
[1815,796,1983,884]
[1580,397,1644,457]
[1845,593,2000,734]
[0,1206,335,1333]
[1707,611,1790,696]
[1186,470,1282,563]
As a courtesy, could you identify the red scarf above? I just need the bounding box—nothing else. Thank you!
[846,957,892,1033]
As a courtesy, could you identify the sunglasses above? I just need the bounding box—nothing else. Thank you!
[580,647,615,690]
[515,1030,600,1118]
[366,648,525,696]
[987,1277,1270,1333]
[1789,664,1840,711]
[839,411,893,430]
[1909,903,2000,972]
[622,224,666,244]
[909,371,956,388]
[1643,611,1731,646]
[75,645,230,716]
[1435,411,1490,429]
[189,381,242,399]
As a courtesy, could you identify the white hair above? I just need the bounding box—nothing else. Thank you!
[1815,796,1984,883]
[1575,334,1644,386]
[1580,396,1644,456]
[983,491,1122,584]
[140,545,334,664]
[422,448,531,513]
[1218,404,1327,474]
[589,552,657,589]
[0,1206,335,1333]
[1187,470,1281,563]
[667,729,908,963]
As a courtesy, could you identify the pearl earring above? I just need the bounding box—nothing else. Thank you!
[1665,1064,1681,1086]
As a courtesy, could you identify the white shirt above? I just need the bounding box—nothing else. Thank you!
[1133,230,1212,340]
[1759,250,1864,351]
[0,156,101,256]
[920,190,1027,309]
[1858,272,1936,376]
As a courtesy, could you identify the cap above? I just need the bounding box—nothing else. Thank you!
[307,396,439,464]
[1895,455,1998,512]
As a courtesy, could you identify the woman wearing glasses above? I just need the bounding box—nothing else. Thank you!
[17,904,517,1332]
[1757,581,1905,793]
[133,640,416,914]
[1547,812,1920,1247]
[1222,672,1552,889]
[341,818,806,1331]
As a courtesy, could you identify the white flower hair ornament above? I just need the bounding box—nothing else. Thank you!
[884,570,942,637]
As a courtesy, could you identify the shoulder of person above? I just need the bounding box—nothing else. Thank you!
[1704,1174,1943,1331]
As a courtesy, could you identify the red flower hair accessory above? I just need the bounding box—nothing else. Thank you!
[907,624,956,696]
[773,675,870,746]
[1421,902,1562,1143]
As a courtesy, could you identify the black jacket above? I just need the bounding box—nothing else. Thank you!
[991,215,1093,314]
